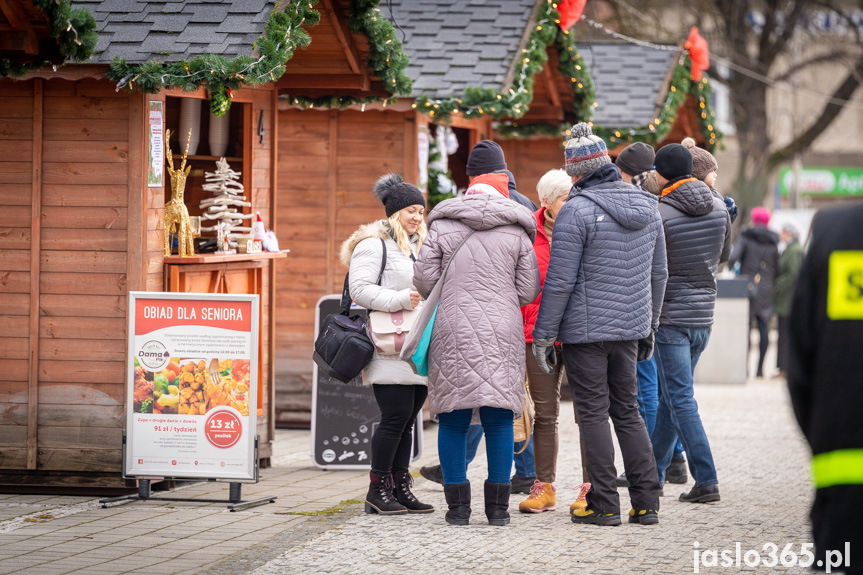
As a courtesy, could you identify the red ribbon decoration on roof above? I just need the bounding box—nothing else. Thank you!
[686,26,709,81]
[558,0,586,30]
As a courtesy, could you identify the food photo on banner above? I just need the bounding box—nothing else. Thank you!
[126,292,260,481]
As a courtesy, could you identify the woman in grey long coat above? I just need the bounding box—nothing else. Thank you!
[413,171,540,526]
[341,174,431,516]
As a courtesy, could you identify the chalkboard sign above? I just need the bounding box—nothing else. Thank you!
[311,295,422,469]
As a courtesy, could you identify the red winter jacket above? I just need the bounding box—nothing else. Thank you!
[522,207,551,343]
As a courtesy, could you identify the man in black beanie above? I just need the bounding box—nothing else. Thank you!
[464,140,536,211]
[649,143,732,504]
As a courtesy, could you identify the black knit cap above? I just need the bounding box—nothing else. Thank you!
[466,140,507,176]
[615,142,655,177]
[654,143,693,180]
[372,173,426,217]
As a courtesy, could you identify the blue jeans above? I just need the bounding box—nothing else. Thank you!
[438,407,514,484]
[638,357,685,460]
[463,424,534,478]
[651,325,718,486]
[513,436,535,478]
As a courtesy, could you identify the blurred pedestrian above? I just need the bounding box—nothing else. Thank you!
[342,173,432,516]
[518,168,591,515]
[533,123,667,526]
[788,203,863,573]
[614,142,688,487]
[414,140,540,526]
[650,143,731,504]
[729,207,780,377]
[503,168,539,212]
[774,221,804,376]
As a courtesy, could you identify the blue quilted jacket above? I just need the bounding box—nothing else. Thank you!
[533,164,668,344]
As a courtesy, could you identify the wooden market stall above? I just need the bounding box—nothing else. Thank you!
[0,0,290,491]
[271,0,723,425]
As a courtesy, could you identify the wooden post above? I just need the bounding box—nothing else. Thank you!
[27,78,42,470]
[326,111,338,291]
[268,88,278,444]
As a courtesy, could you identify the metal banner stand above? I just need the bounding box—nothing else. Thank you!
[99,432,277,512]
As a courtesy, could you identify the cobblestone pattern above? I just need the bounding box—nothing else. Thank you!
[250,380,815,575]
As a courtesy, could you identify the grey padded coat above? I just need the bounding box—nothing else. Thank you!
[533,163,668,344]
[340,220,427,387]
[413,194,540,418]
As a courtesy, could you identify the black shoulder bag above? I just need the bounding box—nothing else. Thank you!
[312,239,387,383]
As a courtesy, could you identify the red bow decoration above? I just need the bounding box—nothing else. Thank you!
[686,26,709,81]
[558,0,586,30]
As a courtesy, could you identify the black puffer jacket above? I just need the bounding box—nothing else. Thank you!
[788,202,863,566]
[658,177,732,327]
[729,225,780,321]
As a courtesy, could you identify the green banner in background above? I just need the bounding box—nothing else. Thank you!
[779,166,863,197]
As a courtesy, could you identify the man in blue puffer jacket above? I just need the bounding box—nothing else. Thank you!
[533,123,668,527]
[649,143,732,505]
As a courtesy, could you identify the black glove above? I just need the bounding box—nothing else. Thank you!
[637,332,655,362]
[532,338,556,374]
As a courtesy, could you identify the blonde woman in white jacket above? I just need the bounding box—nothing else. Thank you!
[339,173,431,516]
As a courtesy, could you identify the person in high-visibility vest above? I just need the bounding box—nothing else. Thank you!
[788,202,863,574]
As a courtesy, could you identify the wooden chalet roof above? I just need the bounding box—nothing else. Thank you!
[72,0,274,63]
[379,0,536,99]
[578,42,678,129]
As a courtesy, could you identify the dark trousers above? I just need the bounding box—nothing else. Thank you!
[563,340,661,515]
[750,315,770,376]
[525,343,562,483]
[371,384,427,475]
[776,315,790,372]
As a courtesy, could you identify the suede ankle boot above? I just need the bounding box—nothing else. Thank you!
[442,481,471,525]
[365,472,407,515]
[484,481,511,526]
[394,471,434,514]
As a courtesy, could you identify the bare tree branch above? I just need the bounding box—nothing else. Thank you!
[762,0,814,69]
[772,50,854,81]
[768,53,863,168]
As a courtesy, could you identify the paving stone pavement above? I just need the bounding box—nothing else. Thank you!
[0,377,816,574]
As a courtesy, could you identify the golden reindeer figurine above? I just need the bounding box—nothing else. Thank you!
[164,129,195,257]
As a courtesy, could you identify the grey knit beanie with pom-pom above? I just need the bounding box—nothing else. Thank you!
[681,137,718,182]
[372,173,426,217]
[564,122,611,177]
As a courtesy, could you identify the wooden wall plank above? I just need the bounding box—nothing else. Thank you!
[0,271,30,293]
[28,80,40,470]
[126,92,145,293]
[40,251,126,274]
[0,448,28,469]
[40,317,126,339]
[0,249,30,271]
[42,184,127,207]
[0,119,33,139]
[40,272,126,295]
[37,404,124,428]
[0,227,30,249]
[37,382,123,405]
[41,228,127,251]
[0,317,28,337]
[42,163,128,185]
[0,381,27,403]
[0,98,33,118]
[0,141,33,161]
[37,448,120,472]
[41,207,128,230]
[42,119,129,141]
[3,293,29,314]
[0,425,27,446]
[0,183,32,206]
[38,426,122,449]
[40,338,126,362]
[39,294,125,318]
[42,141,129,164]
[0,359,28,381]
[42,97,129,119]
[0,337,29,360]
[0,403,27,426]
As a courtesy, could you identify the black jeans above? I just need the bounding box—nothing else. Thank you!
[750,315,770,376]
[563,340,661,515]
[371,384,427,475]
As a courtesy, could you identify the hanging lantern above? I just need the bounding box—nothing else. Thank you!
[558,0,586,30]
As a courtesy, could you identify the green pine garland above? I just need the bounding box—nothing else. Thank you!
[413,0,596,122]
[106,2,321,116]
[0,0,97,78]
[496,53,724,152]
[348,1,412,95]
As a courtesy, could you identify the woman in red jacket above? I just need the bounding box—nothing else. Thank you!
[518,169,591,514]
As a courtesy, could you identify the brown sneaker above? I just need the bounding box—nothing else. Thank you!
[518,480,556,513]
[569,482,591,513]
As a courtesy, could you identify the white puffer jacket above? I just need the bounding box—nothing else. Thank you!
[340,220,427,386]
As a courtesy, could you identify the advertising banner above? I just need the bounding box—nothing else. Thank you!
[779,166,863,197]
[125,292,259,480]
